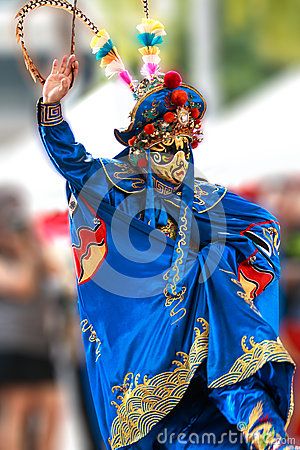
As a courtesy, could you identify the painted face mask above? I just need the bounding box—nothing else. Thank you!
[148,135,190,185]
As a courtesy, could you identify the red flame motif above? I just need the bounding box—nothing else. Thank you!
[238,250,274,302]
[72,220,107,285]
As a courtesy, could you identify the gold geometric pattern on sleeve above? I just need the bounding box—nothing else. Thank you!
[38,100,63,126]
[108,318,209,450]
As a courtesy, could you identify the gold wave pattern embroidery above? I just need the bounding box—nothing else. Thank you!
[108,318,209,450]
[209,336,295,430]
[209,336,295,389]
[286,368,296,430]
[80,319,102,362]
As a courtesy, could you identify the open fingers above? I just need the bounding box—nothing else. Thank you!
[65,54,76,77]
[59,55,68,74]
[50,59,58,75]
[72,60,79,80]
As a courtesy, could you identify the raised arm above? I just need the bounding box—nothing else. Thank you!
[38,55,101,191]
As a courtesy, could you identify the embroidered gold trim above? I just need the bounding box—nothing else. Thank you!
[164,183,228,214]
[113,162,146,190]
[164,286,187,325]
[195,184,227,214]
[153,177,180,196]
[194,181,209,207]
[80,319,102,362]
[108,318,209,450]
[165,205,188,296]
[209,337,295,390]
[285,367,296,430]
[99,158,145,194]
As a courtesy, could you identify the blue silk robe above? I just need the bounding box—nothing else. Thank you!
[37,100,296,450]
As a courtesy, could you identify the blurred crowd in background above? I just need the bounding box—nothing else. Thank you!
[1,0,300,448]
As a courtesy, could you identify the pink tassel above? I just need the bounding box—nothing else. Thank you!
[119,70,134,90]
[141,63,159,78]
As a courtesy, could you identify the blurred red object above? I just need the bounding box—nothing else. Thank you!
[35,211,69,242]
[230,182,261,203]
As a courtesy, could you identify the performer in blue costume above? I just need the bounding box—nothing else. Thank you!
[32,10,296,450]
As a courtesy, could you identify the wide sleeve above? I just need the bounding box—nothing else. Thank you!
[37,98,102,191]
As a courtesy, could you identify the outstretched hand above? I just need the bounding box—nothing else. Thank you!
[42,54,79,104]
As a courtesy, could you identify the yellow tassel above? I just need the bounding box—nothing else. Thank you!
[138,46,160,56]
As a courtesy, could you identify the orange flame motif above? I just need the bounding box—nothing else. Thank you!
[72,220,107,285]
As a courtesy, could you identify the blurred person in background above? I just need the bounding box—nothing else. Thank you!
[0,186,61,450]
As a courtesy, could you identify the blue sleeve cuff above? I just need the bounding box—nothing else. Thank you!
[37,97,64,127]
